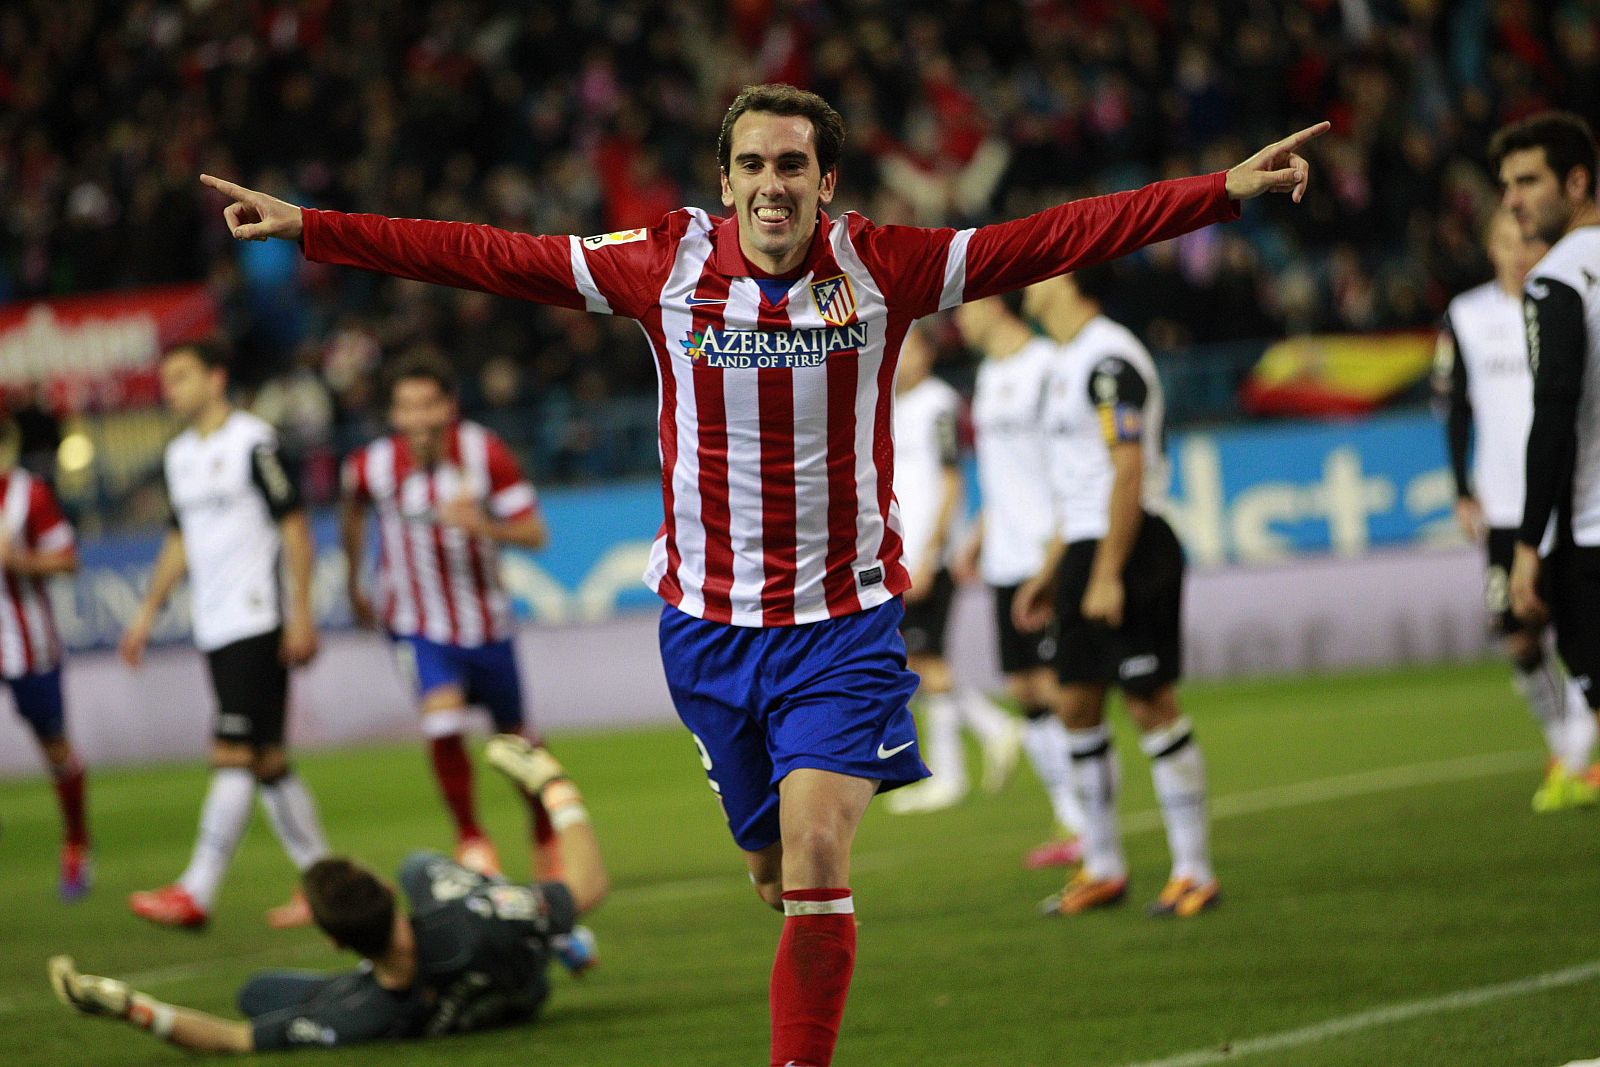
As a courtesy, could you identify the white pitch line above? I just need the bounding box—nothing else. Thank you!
[0,748,1541,1018]
[1122,958,1600,1067]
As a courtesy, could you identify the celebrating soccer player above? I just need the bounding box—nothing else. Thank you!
[1434,208,1596,811]
[120,340,333,930]
[200,84,1322,1065]
[1493,112,1600,761]
[1013,268,1219,918]
[341,351,556,879]
[0,428,92,900]
[49,737,606,1053]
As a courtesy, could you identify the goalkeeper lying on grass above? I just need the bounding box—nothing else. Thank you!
[49,738,607,1052]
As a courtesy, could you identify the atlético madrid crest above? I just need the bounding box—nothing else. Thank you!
[810,274,858,326]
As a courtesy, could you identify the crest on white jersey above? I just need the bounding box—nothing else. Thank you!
[810,274,858,326]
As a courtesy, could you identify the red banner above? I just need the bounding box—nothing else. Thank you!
[0,284,218,412]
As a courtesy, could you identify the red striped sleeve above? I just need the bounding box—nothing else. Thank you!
[301,210,588,310]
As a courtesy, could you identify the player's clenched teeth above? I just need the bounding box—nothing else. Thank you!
[755,205,792,224]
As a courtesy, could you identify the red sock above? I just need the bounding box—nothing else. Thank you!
[52,758,88,847]
[770,888,856,1067]
[428,735,481,840]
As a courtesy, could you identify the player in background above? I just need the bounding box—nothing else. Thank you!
[1496,112,1600,760]
[341,351,554,879]
[0,422,91,900]
[201,83,1321,1065]
[1434,209,1597,811]
[952,294,1087,868]
[1014,269,1218,918]
[884,324,1022,815]
[49,737,606,1053]
[120,340,332,929]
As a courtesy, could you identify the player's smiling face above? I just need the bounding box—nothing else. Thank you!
[1499,147,1580,245]
[721,111,836,275]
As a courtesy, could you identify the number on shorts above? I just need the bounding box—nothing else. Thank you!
[691,733,721,796]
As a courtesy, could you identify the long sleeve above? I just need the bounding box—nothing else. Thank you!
[1519,278,1587,547]
[850,172,1240,319]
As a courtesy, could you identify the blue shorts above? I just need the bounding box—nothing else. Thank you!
[8,667,65,742]
[393,636,526,731]
[659,599,928,852]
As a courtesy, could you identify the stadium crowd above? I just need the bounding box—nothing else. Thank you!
[4,0,1599,484]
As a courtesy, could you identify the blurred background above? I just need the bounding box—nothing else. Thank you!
[2,0,1599,743]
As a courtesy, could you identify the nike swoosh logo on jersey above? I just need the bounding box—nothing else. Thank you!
[876,739,915,759]
[684,296,728,306]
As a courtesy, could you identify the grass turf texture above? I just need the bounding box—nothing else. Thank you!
[3,659,1599,1066]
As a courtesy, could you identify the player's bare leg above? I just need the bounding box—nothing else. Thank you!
[39,736,91,901]
[250,744,331,928]
[1011,667,1085,869]
[419,685,500,873]
[768,768,875,1067]
[887,655,966,813]
[745,842,784,910]
[1126,686,1218,917]
[1045,683,1126,914]
[132,740,256,927]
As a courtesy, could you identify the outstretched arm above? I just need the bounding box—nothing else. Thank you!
[49,956,254,1053]
[199,174,665,318]
[858,122,1330,316]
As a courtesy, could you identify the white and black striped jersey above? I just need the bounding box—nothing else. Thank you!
[1522,226,1600,548]
[165,410,301,652]
[971,337,1056,585]
[1042,316,1168,544]
[1434,281,1535,530]
[892,376,963,576]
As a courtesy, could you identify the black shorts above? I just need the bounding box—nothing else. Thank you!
[1484,527,1524,636]
[900,569,956,658]
[1544,543,1600,710]
[992,584,1058,674]
[1054,514,1184,696]
[206,629,289,746]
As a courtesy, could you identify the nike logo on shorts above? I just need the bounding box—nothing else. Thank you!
[876,739,915,759]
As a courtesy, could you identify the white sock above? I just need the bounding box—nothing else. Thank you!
[178,768,256,910]
[1514,660,1570,766]
[921,692,967,789]
[1562,682,1597,776]
[1065,725,1124,880]
[1022,711,1085,835]
[956,688,1016,746]
[258,772,332,871]
[1141,716,1213,884]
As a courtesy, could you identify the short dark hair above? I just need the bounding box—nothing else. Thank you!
[161,338,230,372]
[1071,262,1117,304]
[384,348,458,405]
[718,83,846,176]
[303,858,396,958]
[1489,111,1598,197]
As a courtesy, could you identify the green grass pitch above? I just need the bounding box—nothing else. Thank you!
[3,659,1600,1065]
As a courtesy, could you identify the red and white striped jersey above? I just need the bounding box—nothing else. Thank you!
[343,421,539,647]
[0,469,72,677]
[304,172,1238,627]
